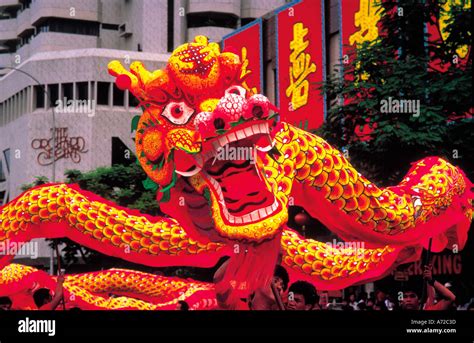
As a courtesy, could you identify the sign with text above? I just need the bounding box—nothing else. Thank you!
[32,127,88,166]
[222,19,264,95]
[340,0,384,140]
[340,0,384,57]
[276,0,326,130]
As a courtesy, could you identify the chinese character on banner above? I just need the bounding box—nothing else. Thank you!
[340,0,385,140]
[276,0,325,130]
[222,19,263,95]
[341,0,384,58]
[348,0,383,47]
[286,23,317,111]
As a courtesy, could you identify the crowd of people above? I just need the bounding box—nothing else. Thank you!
[0,263,472,311]
[232,263,474,311]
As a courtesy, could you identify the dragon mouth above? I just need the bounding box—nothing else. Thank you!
[199,121,280,225]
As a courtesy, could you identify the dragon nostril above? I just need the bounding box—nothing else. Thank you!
[214,118,225,130]
[252,105,264,118]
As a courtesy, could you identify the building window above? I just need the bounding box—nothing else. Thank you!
[187,12,238,29]
[112,137,135,166]
[34,85,45,110]
[76,82,88,101]
[128,91,139,108]
[3,149,10,172]
[62,83,73,101]
[0,6,18,19]
[102,23,119,30]
[113,84,124,107]
[97,82,110,105]
[167,0,174,52]
[37,18,100,36]
[241,18,256,26]
[0,161,4,182]
[47,84,59,107]
[21,0,31,10]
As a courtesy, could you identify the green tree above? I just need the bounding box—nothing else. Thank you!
[317,0,472,185]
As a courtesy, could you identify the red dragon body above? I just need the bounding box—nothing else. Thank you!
[0,36,472,309]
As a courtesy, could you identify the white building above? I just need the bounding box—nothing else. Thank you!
[0,0,287,202]
[0,0,287,266]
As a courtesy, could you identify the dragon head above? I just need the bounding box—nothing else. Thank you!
[108,36,287,244]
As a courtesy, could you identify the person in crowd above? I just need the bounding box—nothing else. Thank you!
[0,296,12,310]
[340,298,353,311]
[347,292,358,310]
[357,292,368,310]
[423,264,456,310]
[312,292,322,310]
[248,265,289,310]
[319,291,329,310]
[400,264,456,310]
[373,289,388,310]
[400,287,422,310]
[33,274,65,310]
[286,280,318,310]
[384,294,396,310]
[176,300,189,310]
[366,298,374,310]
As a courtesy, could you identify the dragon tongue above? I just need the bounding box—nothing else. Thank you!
[219,166,267,199]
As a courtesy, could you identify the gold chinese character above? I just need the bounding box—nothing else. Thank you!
[349,0,383,46]
[285,23,317,110]
[240,47,258,95]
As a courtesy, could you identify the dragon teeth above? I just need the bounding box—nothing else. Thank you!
[201,122,279,225]
[214,122,269,149]
[236,130,245,140]
[244,127,253,137]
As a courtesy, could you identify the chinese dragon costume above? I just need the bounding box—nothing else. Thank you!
[0,36,472,309]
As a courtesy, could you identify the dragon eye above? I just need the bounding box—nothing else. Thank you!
[225,86,246,97]
[161,101,194,125]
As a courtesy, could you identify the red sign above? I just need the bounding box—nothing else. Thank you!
[340,0,384,58]
[340,0,385,141]
[276,0,325,130]
[222,19,263,95]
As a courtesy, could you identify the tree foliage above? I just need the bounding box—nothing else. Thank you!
[317,0,472,185]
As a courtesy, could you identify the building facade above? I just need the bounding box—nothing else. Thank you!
[0,0,288,203]
[0,0,291,266]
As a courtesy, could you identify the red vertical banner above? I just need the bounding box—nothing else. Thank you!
[340,0,384,59]
[222,19,264,95]
[276,0,326,130]
[339,0,384,140]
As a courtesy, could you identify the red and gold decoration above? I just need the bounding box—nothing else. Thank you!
[276,0,325,130]
[0,264,217,310]
[0,35,472,309]
[222,18,264,95]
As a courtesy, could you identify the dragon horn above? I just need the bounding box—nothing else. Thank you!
[108,60,140,94]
